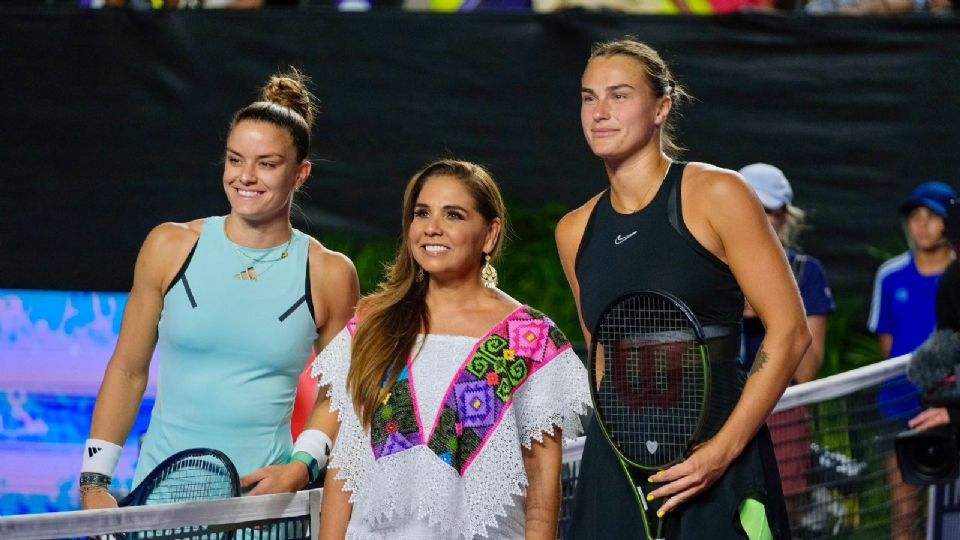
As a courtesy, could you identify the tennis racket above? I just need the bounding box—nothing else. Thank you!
[117,448,240,539]
[589,291,711,540]
[120,447,240,506]
[107,448,240,540]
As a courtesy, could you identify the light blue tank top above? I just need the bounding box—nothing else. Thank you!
[134,216,317,485]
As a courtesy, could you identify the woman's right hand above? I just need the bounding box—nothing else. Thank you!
[81,487,119,510]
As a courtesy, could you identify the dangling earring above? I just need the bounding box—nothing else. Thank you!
[481,254,498,289]
[416,267,425,283]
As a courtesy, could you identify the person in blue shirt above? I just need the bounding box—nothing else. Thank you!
[739,163,835,528]
[739,163,835,385]
[869,181,957,361]
[868,180,956,540]
[908,197,960,437]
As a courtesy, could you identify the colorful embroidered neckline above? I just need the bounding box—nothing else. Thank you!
[348,306,571,476]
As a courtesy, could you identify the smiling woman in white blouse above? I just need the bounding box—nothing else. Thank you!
[315,159,591,540]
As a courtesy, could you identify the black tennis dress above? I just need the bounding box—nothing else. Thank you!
[568,163,791,540]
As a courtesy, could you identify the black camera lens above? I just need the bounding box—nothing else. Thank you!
[895,428,960,486]
[909,439,951,476]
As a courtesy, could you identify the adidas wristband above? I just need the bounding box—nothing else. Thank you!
[290,429,332,482]
[81,438,123,478]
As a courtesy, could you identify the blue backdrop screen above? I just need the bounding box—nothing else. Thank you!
[0,289,156,515]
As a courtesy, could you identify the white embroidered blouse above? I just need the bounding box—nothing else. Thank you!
[313,306,591,540]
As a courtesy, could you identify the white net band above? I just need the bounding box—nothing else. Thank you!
[0,489,322,540]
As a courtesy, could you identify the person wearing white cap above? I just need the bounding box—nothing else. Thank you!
[738,163,835,384]
[739,163,836,526]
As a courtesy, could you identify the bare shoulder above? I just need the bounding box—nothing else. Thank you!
[556,191,605,255]
[144,221,200,248]
[682,162,756,207]
[307,238,360,339]
[140,221,202,263]
[557,192,604,236]
[307,238,359,286]
[137,220,202,290]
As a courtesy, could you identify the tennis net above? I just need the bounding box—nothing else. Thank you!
[558,354,925,540]
[0,356,924,540]
[0,489,320,540]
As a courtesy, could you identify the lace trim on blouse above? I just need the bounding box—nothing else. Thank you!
[312,316,591,539]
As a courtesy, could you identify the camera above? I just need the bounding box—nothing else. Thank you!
[895,425,959,486]
[898,331,960,486]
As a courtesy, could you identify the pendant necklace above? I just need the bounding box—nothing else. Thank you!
[231,234,293,282]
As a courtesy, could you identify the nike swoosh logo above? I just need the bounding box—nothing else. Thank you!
[614,231,638,245]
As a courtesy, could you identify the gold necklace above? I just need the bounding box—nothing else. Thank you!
[612,161,673,214]
[231,235,293,282]
[232,235,292,264]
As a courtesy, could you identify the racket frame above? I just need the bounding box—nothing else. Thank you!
[587,290,712,540]
[119,447,241,507]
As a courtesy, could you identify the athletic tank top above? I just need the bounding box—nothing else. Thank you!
[134,216,317,486]
[568,163,791,540]
[575,162,743,332]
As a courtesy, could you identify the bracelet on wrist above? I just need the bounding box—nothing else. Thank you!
[80,472,112,487]
[79,484,109,498]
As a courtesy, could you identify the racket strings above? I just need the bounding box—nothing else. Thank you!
[594,294,707,468]
[699,336,747,440]
[143,456,236,504]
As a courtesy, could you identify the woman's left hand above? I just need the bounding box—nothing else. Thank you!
[908,407,952,432]
[647,439,735,516]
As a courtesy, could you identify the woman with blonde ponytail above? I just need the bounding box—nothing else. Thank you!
[81,69,358,510]
[560,38,807,539]
[315,159,590,539]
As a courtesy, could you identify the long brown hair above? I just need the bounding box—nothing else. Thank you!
[589,38,691,159]
[348,159,508,428]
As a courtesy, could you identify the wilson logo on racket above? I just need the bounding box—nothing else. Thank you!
[613,339,687,410]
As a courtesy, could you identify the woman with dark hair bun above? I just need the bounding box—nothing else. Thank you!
[80,69,359,509]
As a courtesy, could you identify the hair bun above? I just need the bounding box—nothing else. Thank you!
[260,68,317,129]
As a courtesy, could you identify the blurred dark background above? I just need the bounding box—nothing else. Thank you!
[3,10,960,352]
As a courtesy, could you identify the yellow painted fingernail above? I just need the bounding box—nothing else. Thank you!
[657,510,665,518]
[646,494,654,502]
[648,476,656,483]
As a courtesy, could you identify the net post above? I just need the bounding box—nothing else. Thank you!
[309,487,323,540]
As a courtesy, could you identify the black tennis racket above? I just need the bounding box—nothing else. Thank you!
[121,447,240,506]
[109,448,240,540]
[589,291,711,540]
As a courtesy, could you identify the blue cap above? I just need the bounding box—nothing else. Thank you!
[899,181,957,217]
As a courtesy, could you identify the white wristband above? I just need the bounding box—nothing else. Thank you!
[292,429,332,470]
[81,438,123,477]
